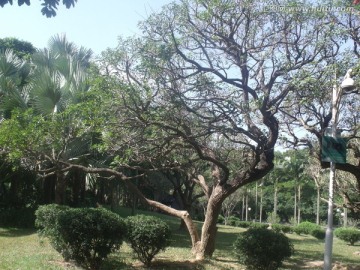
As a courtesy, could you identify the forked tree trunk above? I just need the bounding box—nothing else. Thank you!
[66,164,262,261]
[194,187,224,259]
[124,177,225,260]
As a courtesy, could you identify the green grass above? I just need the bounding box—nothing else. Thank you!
[1,208,359,269]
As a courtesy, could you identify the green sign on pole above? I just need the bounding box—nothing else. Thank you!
[321,136,347,164]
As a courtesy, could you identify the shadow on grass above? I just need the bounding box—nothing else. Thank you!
[0,227,36,237]
[103,258,206,270]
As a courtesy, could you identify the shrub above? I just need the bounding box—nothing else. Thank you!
[311,228,326,240]
[233,228,294,270]
[281,225,293,234]
[250,222,268,229]
[334,227,360,245]
[227,216,241,226]
[266,212,280,224]
[125,215,171,266]
[270,224,293,234]
[294,221,320,235]
[36,205,126,270]
[217,215,225,224]
[237,221,251,228]
[271,223,283,233]
[57,208,125,269]
[35,204,70,258]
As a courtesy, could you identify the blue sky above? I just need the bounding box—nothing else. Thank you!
[0,0,173,55]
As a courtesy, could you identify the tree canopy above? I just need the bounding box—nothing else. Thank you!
[0,0,77,17]
[0,37,36,59]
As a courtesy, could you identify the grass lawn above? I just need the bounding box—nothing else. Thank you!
[1,208,359,269]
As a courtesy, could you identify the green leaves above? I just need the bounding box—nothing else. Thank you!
[0,0,77,17]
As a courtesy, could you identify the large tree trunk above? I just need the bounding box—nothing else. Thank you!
[43,175,56,203]
[55,171,66,204]
[193,186,225,260]
[65,164,269,262]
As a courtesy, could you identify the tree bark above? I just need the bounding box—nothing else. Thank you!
[316,187,320,225]
[294,183,297,224]
[195,186,224,259]
[298,185,301,224]
[55,171,66,204]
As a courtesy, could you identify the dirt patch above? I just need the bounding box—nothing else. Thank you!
[131,259,205,269]
[332,262,360,270]
[283,260,360,270]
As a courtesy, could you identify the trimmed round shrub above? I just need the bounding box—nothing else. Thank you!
[233,228,294,270]
[294,221,320,235]
[35,204,70,258]
[125,215,171,267]
[36,205,125,270]
[334,227,360,245]
[57,208,126,269]
[311,228,326,240]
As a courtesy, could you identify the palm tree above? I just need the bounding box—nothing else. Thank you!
[30,34,92,115]
[0,35,94,205]
[31,35,93,204]
[0,49,32,118]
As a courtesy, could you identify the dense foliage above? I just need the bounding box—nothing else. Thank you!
[0,37,36,59]
[311,228,326,240]
[0,0,77,17]
[233,228,294,270]
[36,205,126,269]
[334,227,360,245]
[35,204,71,258]
[293,222,321,235]
[125,215,171,266]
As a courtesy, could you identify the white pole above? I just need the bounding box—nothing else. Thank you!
[323,161,335,270]
[324,80,340,270]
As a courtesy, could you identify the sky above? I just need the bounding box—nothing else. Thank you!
[0,0,173,55]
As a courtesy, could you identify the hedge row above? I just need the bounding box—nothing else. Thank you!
[35,205,171,269]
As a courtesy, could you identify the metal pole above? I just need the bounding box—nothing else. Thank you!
[323,81,341,270]
[323,161,335,270]
[245,190,249,221]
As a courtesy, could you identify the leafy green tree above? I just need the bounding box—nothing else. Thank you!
[0,0,77,17]
[0,49,31,118]
[97,0,342,259]
[281,1,360,213]
[30,34,92,115]
[0,35,94,205]
[0,37,36,59]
